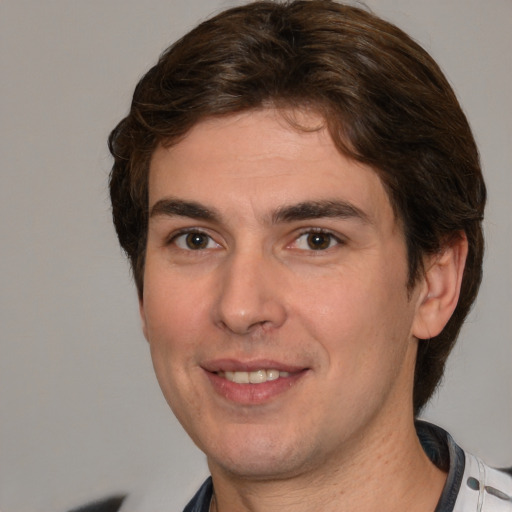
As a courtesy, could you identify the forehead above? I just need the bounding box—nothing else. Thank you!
[148,108,396,227]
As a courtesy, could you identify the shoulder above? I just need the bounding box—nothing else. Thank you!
[415,421,512,511]
[67,495,126,512]
[454,452,512,511]
[182,477,213,512]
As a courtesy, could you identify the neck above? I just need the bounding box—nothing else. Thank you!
[208,417,446,512]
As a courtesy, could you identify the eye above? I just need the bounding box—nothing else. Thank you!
[294,231,341,251]
[173,231,220,250]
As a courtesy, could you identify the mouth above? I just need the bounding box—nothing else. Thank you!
[203,360,308,405]
[217,369,291,384]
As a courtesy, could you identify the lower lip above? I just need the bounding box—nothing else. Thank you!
[205,371,307,405]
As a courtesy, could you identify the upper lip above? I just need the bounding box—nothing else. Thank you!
[202,358,308,374]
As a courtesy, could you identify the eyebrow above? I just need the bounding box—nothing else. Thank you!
[271,200,370,224]
[149,198,370,225]
[150,198,220,221]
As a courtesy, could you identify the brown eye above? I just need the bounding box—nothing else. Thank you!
[186,232,209,249]
[294,231,340,251]
[173,231,219,250]
[306,232,332,250]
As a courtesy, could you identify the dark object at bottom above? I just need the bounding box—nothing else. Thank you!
[67,495,126,512]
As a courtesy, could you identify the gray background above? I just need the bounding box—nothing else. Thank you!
[0,1,510,511]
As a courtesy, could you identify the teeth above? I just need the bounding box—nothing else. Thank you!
[222,369,290,384]
[249,370,266,383]
[267,369,280,381]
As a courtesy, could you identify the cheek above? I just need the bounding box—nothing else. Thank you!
[293,262,413,365]
[292,267,382,339]
[141,272,210,403]
[142,276,209,414]
[143,269,209,347]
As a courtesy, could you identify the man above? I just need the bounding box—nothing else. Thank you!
[78,1,511,510]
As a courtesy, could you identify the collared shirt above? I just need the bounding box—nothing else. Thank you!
[183,422,512,512]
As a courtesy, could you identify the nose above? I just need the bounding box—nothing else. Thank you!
[213,249,287,335]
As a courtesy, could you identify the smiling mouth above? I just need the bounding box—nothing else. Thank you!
[206,364,307,404]
[217,369,291,384]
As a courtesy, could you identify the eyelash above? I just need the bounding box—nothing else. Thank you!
[166,227,345,252]
[166,228,345,252]
[167,228,219,251]
[292,228,344,251]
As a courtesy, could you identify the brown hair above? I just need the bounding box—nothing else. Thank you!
[109,0,486,414]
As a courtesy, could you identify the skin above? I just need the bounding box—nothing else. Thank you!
[140,108,466,512]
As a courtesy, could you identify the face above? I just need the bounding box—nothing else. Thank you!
[141,109,425,481]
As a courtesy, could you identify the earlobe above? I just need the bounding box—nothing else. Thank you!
[412,233,468,340]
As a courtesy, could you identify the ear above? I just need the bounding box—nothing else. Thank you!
[412,233,468,340]
[139,298,149,341]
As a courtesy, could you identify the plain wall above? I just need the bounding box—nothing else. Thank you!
[0,1,510,511]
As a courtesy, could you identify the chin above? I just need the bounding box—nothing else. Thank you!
[213,453,307,481]
[205,429,317,481]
